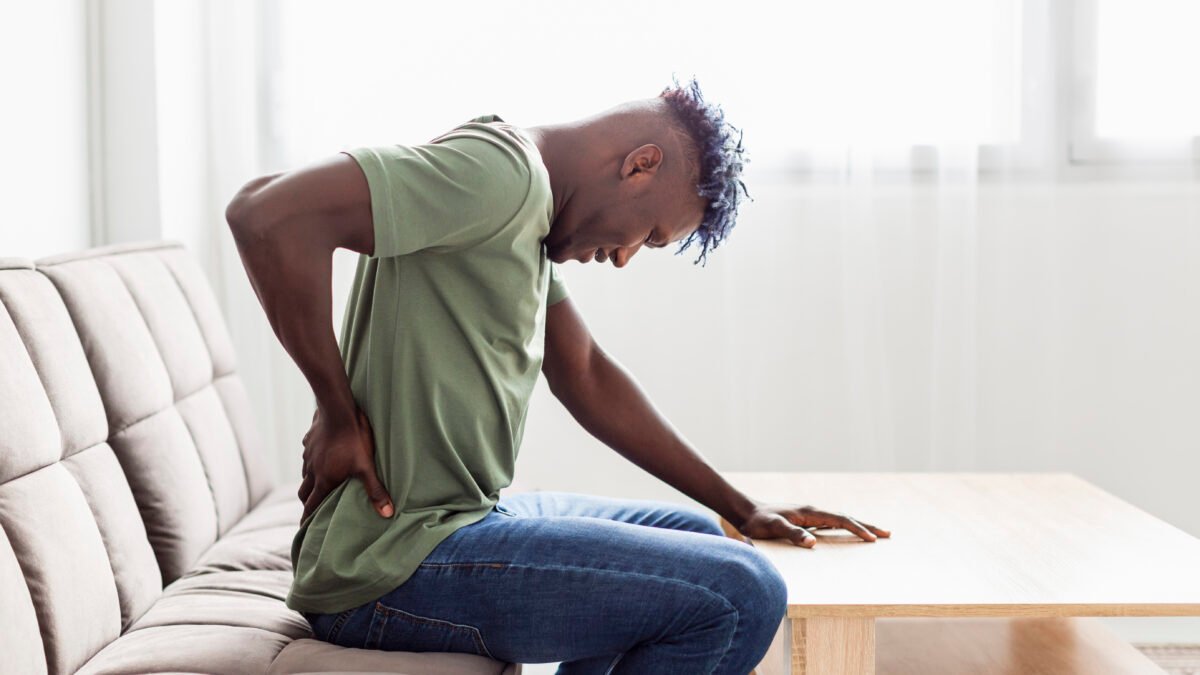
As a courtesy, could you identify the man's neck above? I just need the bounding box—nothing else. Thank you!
[522,124,577,230]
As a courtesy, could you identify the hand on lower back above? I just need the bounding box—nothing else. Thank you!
[298,405,394,523]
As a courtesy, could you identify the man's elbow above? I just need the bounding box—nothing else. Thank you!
[225,174,281,242]
[544,360,577,405]
[545,368,567,402]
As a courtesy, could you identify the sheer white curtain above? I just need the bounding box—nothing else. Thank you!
[142,0,312,485]
[143,0,1197,498]
[248,0,1033,482]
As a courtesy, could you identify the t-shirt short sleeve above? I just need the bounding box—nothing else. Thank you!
[343,133,532,259]
[547,261,569,306]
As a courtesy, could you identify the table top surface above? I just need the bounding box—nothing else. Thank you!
[719,472,1200,618]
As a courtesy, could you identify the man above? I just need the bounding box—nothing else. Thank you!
[226,77,889,673]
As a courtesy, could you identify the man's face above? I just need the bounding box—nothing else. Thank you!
[544,158,706,268]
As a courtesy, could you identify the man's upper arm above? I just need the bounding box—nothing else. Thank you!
[226,153,376,256]
[543,295,596,397]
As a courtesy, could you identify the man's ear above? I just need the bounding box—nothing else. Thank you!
[620,144,664,180]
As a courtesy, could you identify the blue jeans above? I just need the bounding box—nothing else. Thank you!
[301,491,787,674]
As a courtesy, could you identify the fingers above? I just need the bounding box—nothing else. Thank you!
[360,470,394,518]
[789,525,816,548]
[836,514,893,540]
[353,409,391,518]
[303,482,327,524]
[768,513,817,548]
[790,506,891,544]
[841,516,877,542]
[297,471,314,503]
[858,520,891,538]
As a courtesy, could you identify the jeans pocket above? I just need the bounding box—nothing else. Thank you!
[307,606,359,645]
[365,600,494,659]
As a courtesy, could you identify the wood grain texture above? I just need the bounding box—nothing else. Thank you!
[875,617,1167,674]
[718,472,1200,619]
[753,616,1167,675]
[798,617,875,675]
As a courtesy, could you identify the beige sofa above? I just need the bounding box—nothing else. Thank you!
[0,240,521,674]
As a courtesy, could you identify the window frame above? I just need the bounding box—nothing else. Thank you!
[1066,0,1200,168]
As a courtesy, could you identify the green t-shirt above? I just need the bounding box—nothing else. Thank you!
[286,115,569,614]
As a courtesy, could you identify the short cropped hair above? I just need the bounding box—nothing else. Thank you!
[659,75,750,266]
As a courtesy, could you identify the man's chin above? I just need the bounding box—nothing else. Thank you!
[546,245,578,264]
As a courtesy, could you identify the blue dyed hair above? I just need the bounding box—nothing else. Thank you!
[659,75,750,266]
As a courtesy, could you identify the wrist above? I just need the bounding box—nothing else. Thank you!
[706,479,760,530]
[727,492,761,530]
[316,393,358,428]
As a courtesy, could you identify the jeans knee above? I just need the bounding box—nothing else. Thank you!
[676,508,727,537]
[760,560,788,623]
[726,549,788,626]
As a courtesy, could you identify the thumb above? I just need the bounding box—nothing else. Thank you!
[789,525,816,548]
[361,471,394,518]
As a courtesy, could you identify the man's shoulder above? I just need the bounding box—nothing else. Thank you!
[430,116,535,168]
[428,116,552,235]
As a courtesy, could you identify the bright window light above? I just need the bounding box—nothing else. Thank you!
[1095,0,1200,139]
[269,0,1021,168]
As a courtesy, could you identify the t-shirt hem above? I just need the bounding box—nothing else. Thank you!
[285,505,495,615]
[547,287,569,306]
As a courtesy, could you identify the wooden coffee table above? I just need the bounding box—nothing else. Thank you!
[715,473,1200,674]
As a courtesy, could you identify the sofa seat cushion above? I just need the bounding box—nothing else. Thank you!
[266,639,521,675]
[78,570,305,673]
[187,483,300,575]
[76,624,290,675]
[229,482,303,534]
[188,522,294,575]
[128,569,309,639]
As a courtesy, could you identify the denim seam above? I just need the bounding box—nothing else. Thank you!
[418,561,508,569]
[326,607,356,644]
[373,600,495,660]
[365,604,389,650]
[604,651,626,675]
[436,562,740,616]
[707,605,741,675]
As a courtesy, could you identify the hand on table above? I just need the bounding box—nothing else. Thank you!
[298,405,394,523]
[736,502,891,548]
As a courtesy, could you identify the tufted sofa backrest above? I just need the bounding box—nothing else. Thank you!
[0,240,276,674]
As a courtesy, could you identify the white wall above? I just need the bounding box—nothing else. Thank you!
[0,1,91,258]
[517,178,1200,534]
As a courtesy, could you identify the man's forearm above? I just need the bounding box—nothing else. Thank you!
[554,349,760,528]
[227,211,357,426]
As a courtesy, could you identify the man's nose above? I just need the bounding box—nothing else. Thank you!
[612,242,643,268]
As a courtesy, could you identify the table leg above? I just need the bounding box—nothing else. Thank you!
[717,518,875,675]
[754,616,875,675]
